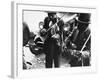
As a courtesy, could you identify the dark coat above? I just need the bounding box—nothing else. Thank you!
[43,16,60,68]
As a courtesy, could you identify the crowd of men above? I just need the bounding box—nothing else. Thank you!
[23,12,91,69]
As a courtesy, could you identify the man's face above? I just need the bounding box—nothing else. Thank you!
[49,15,53,19]
[48,14,56,19]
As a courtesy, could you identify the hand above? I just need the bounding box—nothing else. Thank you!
[52,34,60,39]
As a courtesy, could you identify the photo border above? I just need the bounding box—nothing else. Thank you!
[11,2,97,78]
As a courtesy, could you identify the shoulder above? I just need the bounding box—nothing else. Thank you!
[44,17,50,21]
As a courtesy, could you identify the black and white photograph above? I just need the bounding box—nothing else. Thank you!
[11,2,97,78]
[23,10,91,69]
[0,0,99,79]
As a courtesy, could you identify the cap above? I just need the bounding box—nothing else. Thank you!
[47,12,56,15]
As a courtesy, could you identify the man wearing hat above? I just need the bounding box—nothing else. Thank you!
[75,13,91,50]
[43,12,61,68]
